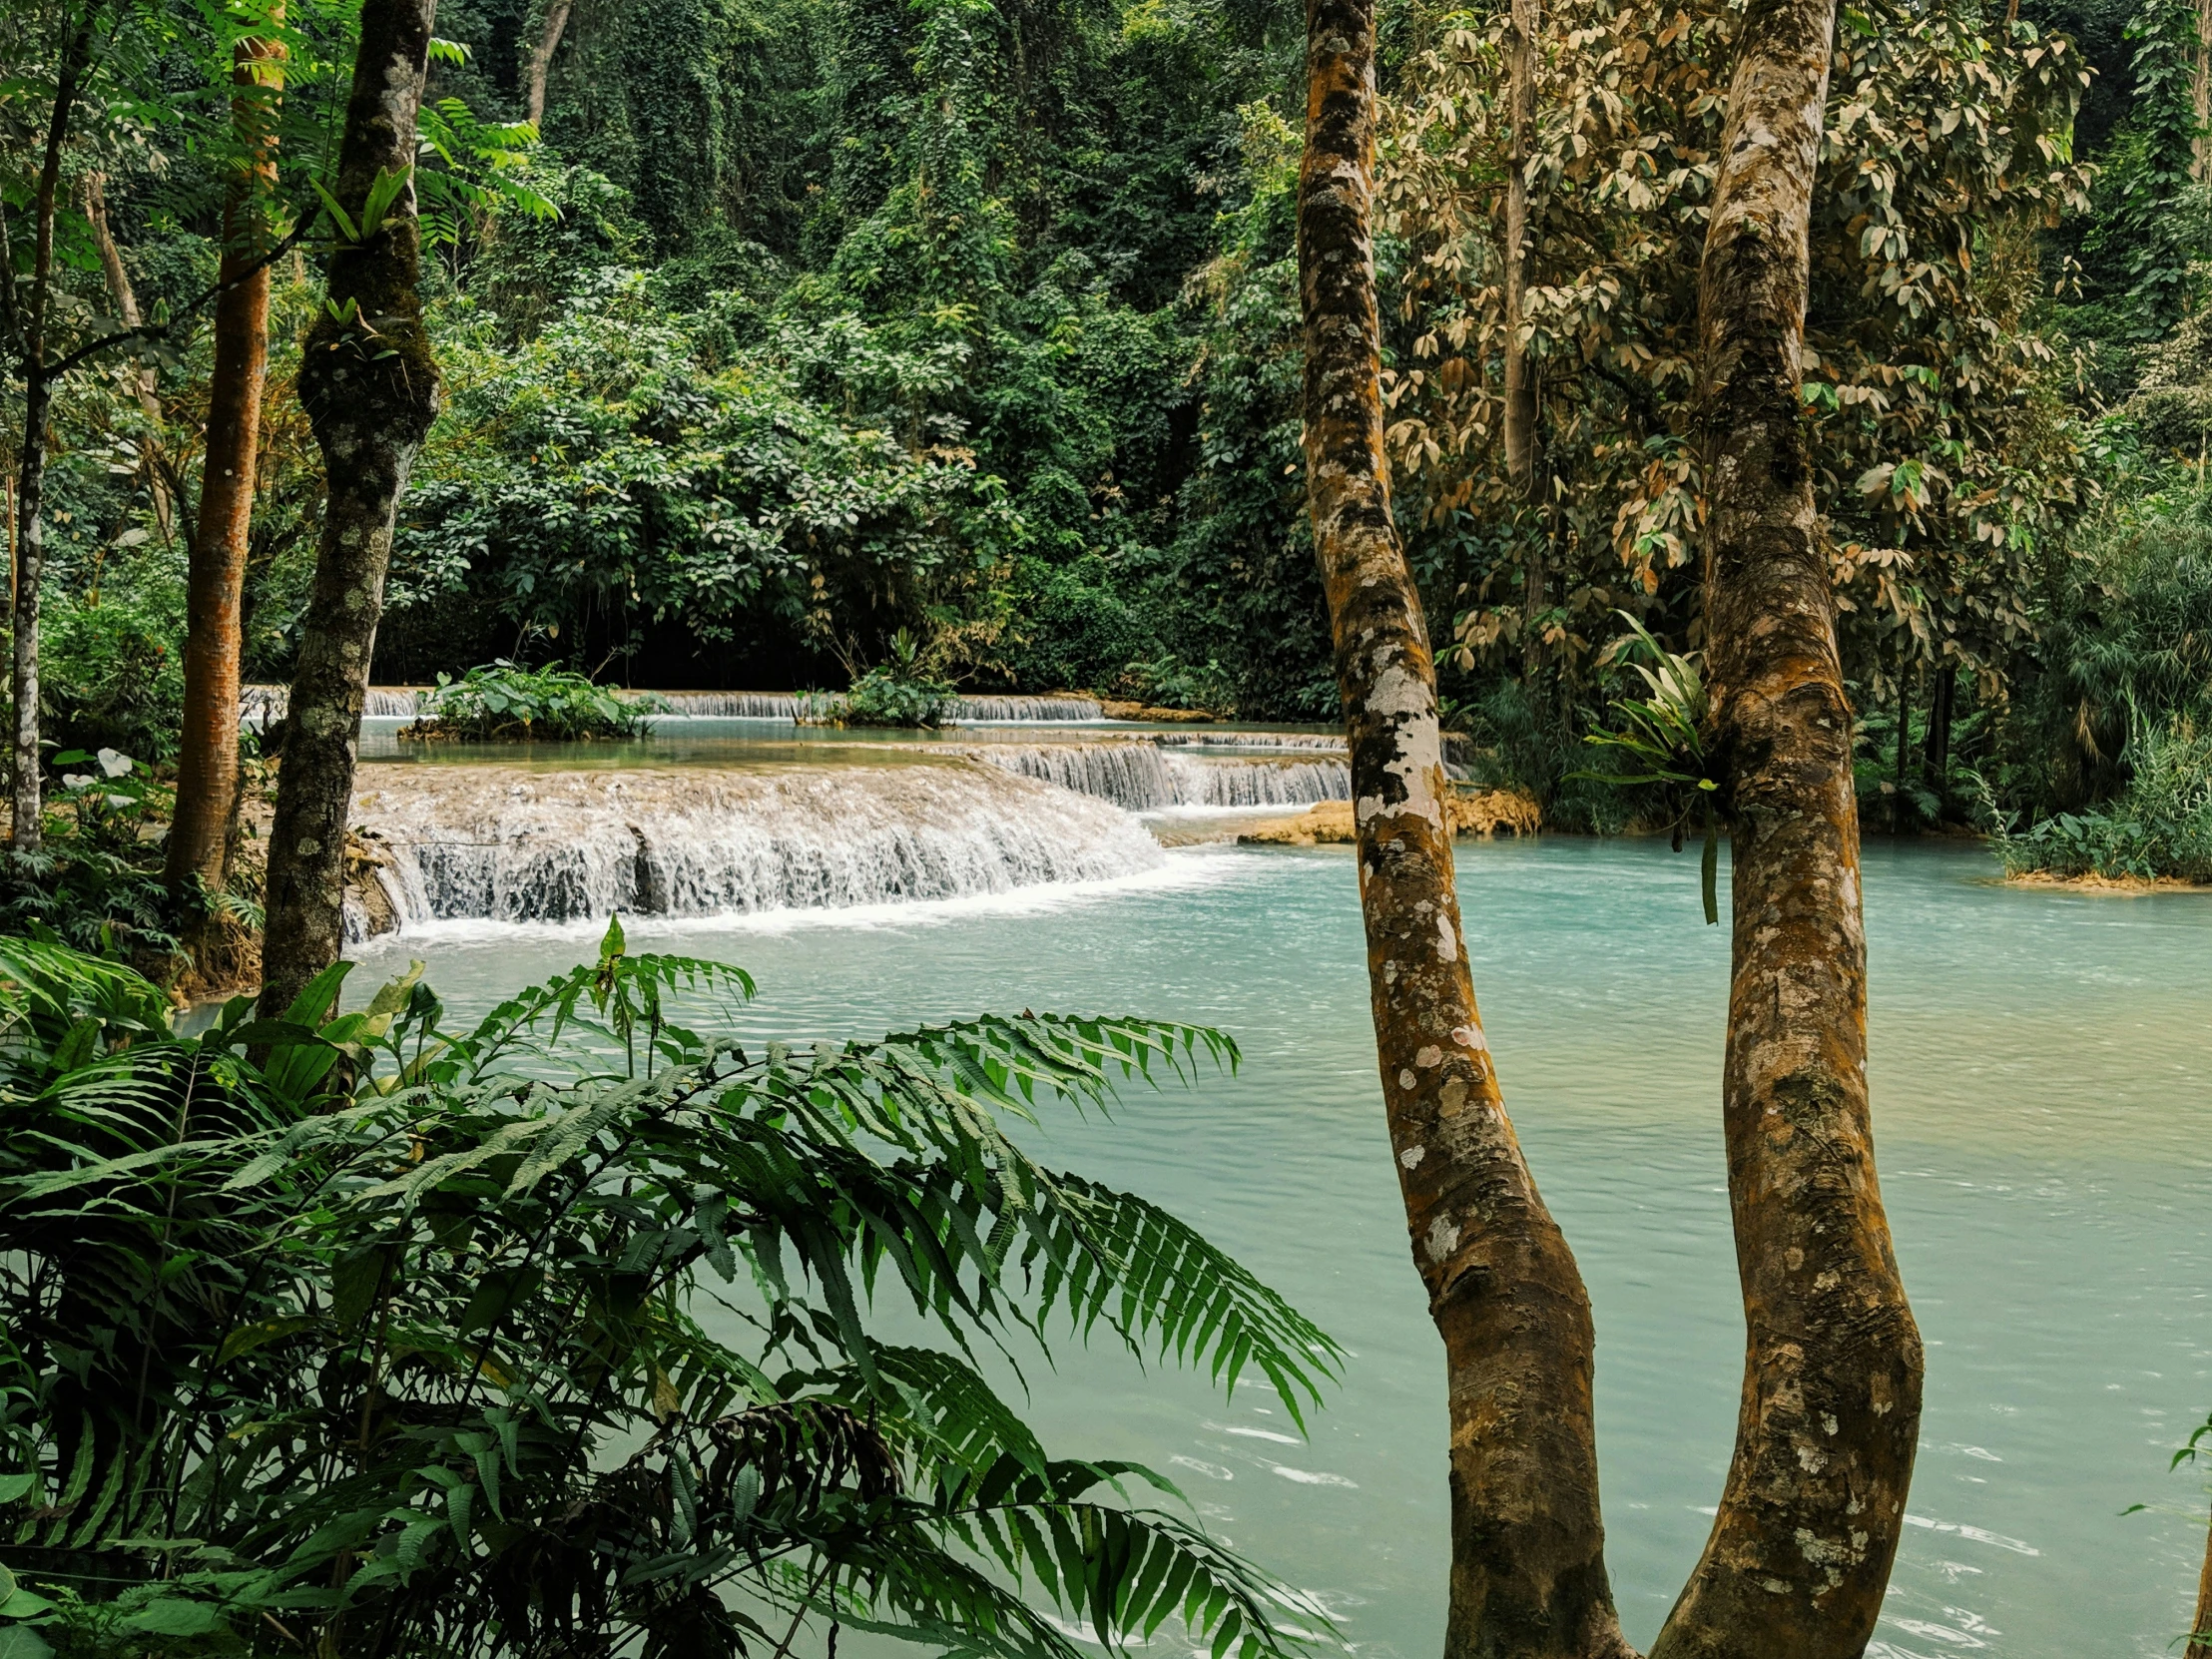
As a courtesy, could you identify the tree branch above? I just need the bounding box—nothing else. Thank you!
[44,220,311,379]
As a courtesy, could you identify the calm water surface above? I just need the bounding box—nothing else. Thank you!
[351,837,2212,1659]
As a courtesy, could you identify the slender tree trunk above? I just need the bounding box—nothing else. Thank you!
[1648,0,1925,1648]
[1892,665,1911,835]
[82,174,172,542]
[1299,3,1632,1654]
[168,21,284,896]
[2194,0,2211,186]
[1924,662,1954,815]
[525,0,572,129]
[8,13,96,855]
[1504,0,1544,683]
[260,0,441,1016]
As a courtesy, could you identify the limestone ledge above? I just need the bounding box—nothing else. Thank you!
[1235,789,1541,846]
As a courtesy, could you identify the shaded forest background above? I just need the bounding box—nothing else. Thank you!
[22,0,2212,845]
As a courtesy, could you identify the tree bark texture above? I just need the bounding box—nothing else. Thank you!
[2194,0,2211,185]
[1649,0,1925,1650]
[168,21,284,895]
[526,0,572,129]
[82,174,172,541]
[8,14,96,854]
[1298,4,1632,1655]
[261,0,441,1016]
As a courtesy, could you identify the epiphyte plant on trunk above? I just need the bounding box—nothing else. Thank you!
[1296,0,1926,1651]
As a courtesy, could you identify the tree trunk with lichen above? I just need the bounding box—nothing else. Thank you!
[2194,0,2211,185]
[168,21,284,896]
[260,0,441,1017]
[1298,2,1632,1655]
[1647,0,1925,1651]
[8,13,95,856]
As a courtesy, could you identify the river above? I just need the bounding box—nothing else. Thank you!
[345,821,2212,1659]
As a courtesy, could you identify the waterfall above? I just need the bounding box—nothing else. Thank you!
[650,692,808,719]
[1149,732,1347,751]
[946,695,1105,723]
[242,686,420,721]
[966,744,1350,811]
[347,762,1164,929]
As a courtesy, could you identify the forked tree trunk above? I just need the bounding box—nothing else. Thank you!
[526,0,572,128]
[1298,2,1632,1654]
[82,174,172,542]
[168,21,284,895]
[1647,0,1925,1650]
[7,13,96,855]
[260,0,441,1017]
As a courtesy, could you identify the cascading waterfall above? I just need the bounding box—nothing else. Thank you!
[966,744,1350,812]
[947,695,1105,723]
[345,762,1164,932]
[243,685,421,721]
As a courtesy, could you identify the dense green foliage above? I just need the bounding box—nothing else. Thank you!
[0,926,1338,1656]
[8,0,2212,873]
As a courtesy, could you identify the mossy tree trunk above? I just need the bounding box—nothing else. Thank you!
[1647,0,1925,1649]
[1298,1,1633,1653]
[168,19,284,896]
[260,0,441,1017]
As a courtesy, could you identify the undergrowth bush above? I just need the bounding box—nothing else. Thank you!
[0,925,1337,1659]
[406,661,659,742]
[1985,717,2212,880]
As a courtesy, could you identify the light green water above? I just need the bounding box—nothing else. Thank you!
[349,836,2212,1658]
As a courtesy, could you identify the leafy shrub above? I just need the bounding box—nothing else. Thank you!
[38,597,186,766]
[840,630,954,727]
[843,666,953,727]
[0,748,189,960]
[408,661,660,742]
[0,925,1337,1659]
[1987,718,2212,880]
[1116,654,1236,714]
[998,556,1155,693]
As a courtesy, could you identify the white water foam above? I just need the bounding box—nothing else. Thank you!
[967,743,1350,812]
[346,761,1166,934]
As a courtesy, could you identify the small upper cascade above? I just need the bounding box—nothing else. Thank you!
[946,695,1105,723]
[1148,731,1348,751]
[650,692,807,719]
[345,762,1164,931]
[966,743,1350,812]
[243,685,421,722]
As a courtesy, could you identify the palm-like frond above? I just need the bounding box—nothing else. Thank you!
[0,939,1339,1659]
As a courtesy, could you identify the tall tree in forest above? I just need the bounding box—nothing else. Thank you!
[524,0,571,128]
[1656,0,1924,1641]
[1297,0,1632,1651]
[260,0,441,1016]
[1299,0,1925,1648]
[81,172,173,541]
[167,13,286,896]
[2,9,97,854]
